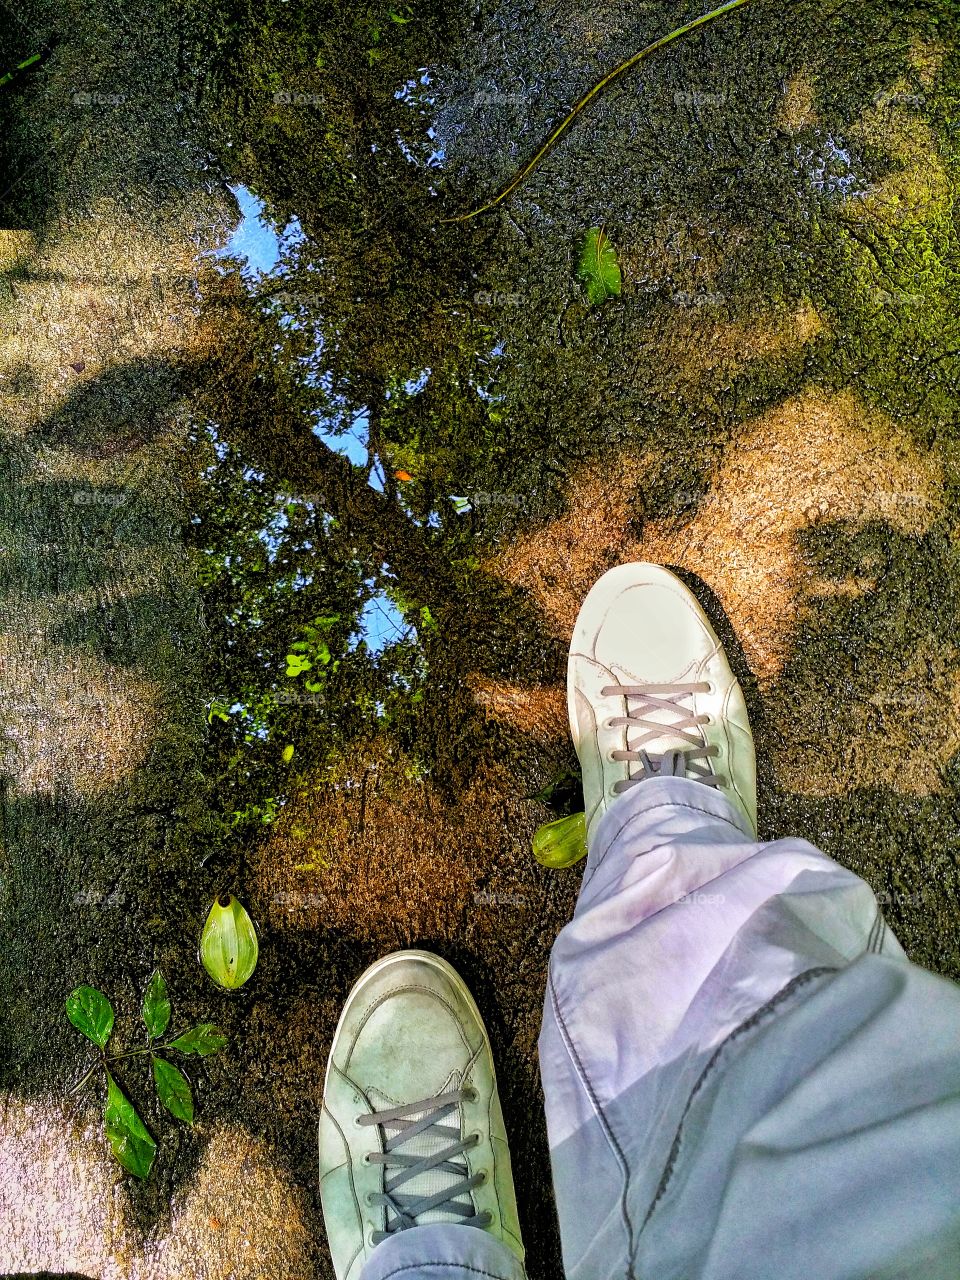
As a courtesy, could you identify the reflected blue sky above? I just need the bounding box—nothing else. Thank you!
[210,187,424,659]
[215,184,304,274]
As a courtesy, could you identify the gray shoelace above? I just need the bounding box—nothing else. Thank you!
[358,1087,491,1243]
[602,681,725,792]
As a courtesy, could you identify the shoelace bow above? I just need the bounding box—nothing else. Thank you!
[358,1087,491,1243]
[602,681,725,792]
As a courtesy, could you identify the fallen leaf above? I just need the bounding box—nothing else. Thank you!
[576,226,622,305]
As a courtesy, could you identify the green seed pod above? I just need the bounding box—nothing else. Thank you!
[200,895,259,989]
[532,812,588,868]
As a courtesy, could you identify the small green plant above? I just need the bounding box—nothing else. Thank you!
[577,227,622,305]
[285,614,341,689]
[66,972,227,1178]
[366,4,415,65]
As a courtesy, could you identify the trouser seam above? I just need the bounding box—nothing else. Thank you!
[636,964,839,1245]
[549,969,637,1280]
[868,910,886,953]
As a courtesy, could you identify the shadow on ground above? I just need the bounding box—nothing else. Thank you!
[1,0,959,1276]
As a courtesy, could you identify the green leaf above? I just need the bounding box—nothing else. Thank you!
[576,226,622,305]
[200,894,259,990]
[532,811,588,868]
[169,1023,229,1056]
[281,744,295,763]
[104,1073,157,1178]
[142,970,171,1039]
[152,1056,194,1125]
[285,653,312,677]
[66,986,114,1048]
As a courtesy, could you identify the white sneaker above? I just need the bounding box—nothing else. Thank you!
[319,950,525,1280]
[567,562,757,844]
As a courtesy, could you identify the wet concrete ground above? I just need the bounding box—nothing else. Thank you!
[1,0,959,1276]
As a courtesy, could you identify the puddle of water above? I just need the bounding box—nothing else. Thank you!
[794,133,871,199]
[188,4,960,910]
[353,587,412,655]
[311,409,386,492]
[214,184,305,275]
[394,67,445,168]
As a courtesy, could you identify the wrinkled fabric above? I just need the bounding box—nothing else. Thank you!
[358,1221,526,1280]
[541,776,960,1280]
[361,777,960,1280]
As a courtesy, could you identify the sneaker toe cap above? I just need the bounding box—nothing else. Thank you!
[332,954,484,1101]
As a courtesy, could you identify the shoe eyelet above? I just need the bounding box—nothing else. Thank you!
[468,1131,482,1146]
[353,1115,365,1129]
[364,1191,376,1206]
[703,681,715,695]
[462,1085,478,1103]
[476,1169,487,1185]
[362,1152,373,1165]
[367,1230,377,1248]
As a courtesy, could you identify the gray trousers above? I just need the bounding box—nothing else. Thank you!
[360,777,960,1279]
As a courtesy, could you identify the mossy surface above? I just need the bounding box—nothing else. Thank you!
[1,0,959,1275]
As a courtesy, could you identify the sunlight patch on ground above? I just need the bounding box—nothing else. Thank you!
[156,1126,314,1278]
[465,675,567,745]
[0,1093,116,1275]
[485,387,948,795]
[0,628,162,797]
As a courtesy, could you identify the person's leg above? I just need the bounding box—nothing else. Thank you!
[541,563,960,1280]
[355,1222,525,1280]
[319,950,527,1280]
